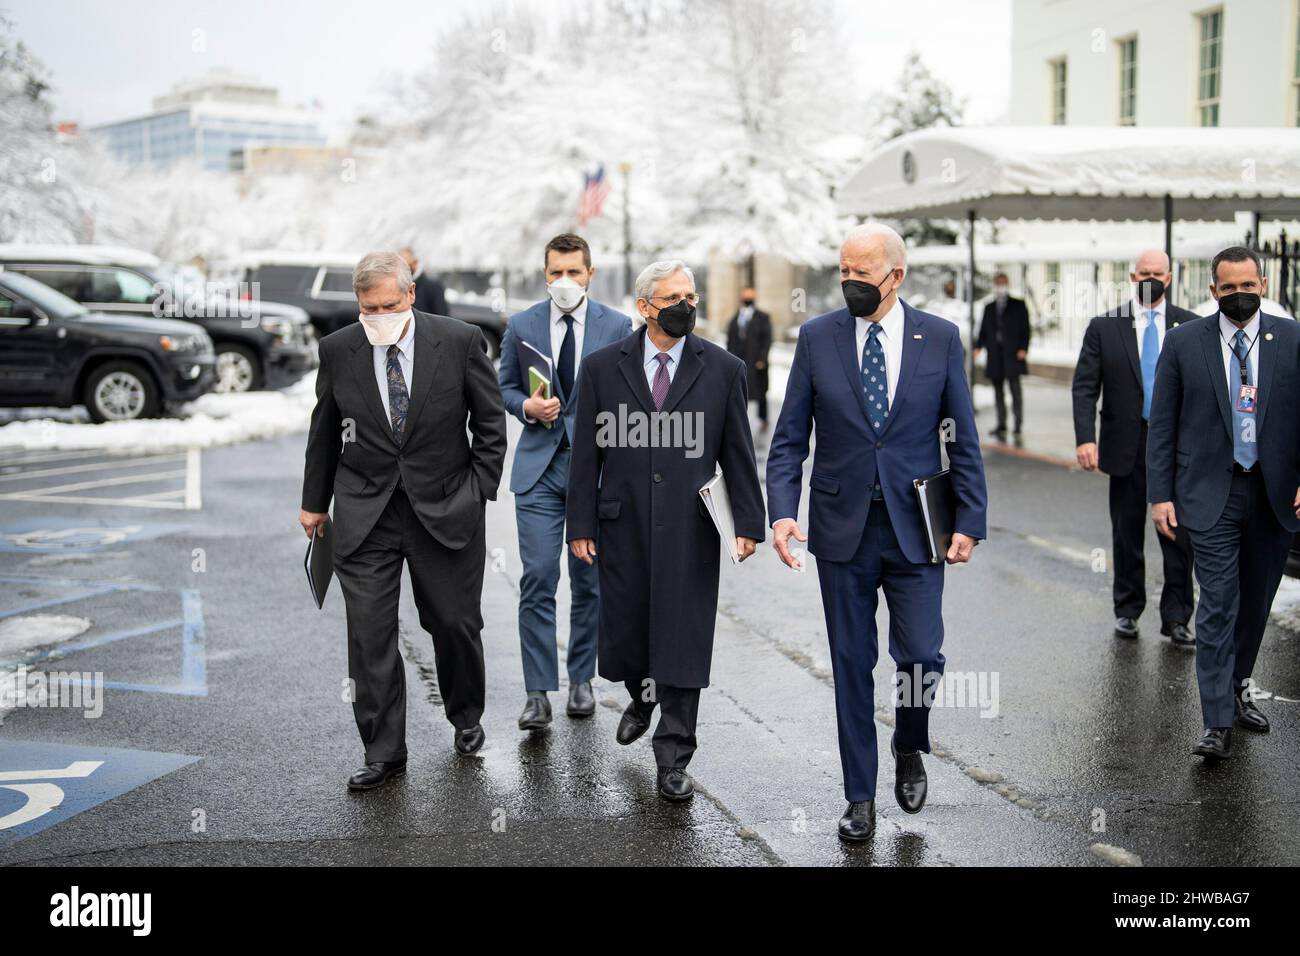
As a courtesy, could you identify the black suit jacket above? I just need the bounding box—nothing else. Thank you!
[977,296,1030,380]
[565,329,765,687]
[302,310,506,557]
[1072,302,1198,477]
[413,273,448,316]
[1147,312,1300,533]
[725,307,772,395]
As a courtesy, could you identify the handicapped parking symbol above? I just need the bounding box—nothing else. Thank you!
[0,760,103,831]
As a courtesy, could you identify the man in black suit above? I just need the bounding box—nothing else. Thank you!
[300,251,506,790]
[975,273,1030,438]
[566,259,765,802]
[1147,246,1300,761]
[1073,249,1196,643]
[725,286,772,430]
[399,246,448,316]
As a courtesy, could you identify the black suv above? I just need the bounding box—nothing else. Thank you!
[0,245,317,393]
[0,270,216,422]
[233,252,510,356]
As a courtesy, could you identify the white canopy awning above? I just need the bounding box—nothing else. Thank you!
[837,126,1300,222]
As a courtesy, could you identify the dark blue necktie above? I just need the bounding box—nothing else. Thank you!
[861,323,889,433]
[386,344,408,443]
[1232,329,1257,469]
[557,315,575,398]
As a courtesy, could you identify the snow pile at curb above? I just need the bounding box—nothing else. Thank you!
[0,374,318,454]
[1269,576,1300,633]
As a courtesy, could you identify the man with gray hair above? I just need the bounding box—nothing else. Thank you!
[767,222,987,842]
[300,250,506,790]
[566,258,765,802]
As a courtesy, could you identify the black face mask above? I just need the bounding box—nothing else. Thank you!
[841,271,894,318]
[655,299,697,338]
[740,298,755,307]
[1218,291,1261,324]
[1136,277,1166,307]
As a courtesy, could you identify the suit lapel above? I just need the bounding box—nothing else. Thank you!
[1256,313,1277,433]
[617,327,654,413]
[659,334,705,415]
[1117,302,1142,388]
[835,312,872,422]
[878,305,929,438]
[399,313,444,440]
[348,333,397,445]
[1200,319,1233,438]
[581,302,603,359]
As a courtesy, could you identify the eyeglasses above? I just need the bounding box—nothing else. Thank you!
[645,292,701,307]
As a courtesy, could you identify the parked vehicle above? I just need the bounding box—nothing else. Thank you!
[230,251,511,357]
[0,269,215,422]
[0,244,317,393]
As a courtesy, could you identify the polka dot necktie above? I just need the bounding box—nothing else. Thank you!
[861,323,889,433]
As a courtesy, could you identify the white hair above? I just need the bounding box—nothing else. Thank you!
[635,259,695,302]
[353,250,413,295]
[842,223,908,269]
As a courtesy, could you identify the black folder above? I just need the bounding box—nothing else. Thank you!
[304,518,334,609]
[912,470,956,565]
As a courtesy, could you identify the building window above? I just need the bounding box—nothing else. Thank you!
[1049,58,1067,125]
[1117,37,1137,126]
[1197,8,1223,127]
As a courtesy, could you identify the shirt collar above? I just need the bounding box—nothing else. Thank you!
[856,296,905,340]
[1219,311,1260,342]
[644,329,686,368]
[1131,297,1166,320]
[550,296,589,326]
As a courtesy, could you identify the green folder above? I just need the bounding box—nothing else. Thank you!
[528,367,553,429]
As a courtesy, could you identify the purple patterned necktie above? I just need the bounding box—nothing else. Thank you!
[651,352,671,411]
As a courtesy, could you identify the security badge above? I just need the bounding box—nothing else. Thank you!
[1237,384,1258,414]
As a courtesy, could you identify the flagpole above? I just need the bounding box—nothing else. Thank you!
[619,161,633,301]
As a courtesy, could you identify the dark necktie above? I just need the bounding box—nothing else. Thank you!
[861,323,889,433]
[651,353,671,411]
[558,314,575,397]
[386,344,409,443]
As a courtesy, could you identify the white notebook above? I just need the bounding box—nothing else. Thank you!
[699,471,740,565]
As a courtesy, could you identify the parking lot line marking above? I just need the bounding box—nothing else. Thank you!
[0,584,123,619]
[184,447,201,510]
[18,619,183,665]
[0,493,189,509]
[1,469,188,499]
[0,450,109,467]
[0,453,185,484]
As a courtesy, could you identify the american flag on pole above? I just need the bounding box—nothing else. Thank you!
[576,165,611,226]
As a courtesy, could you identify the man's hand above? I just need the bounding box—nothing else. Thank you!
[523,382,561,424]
[736,537,757,562]
[1016,349,1027,361]
[1152,501,1178,541]
[570,538,597,565]
[1293,486,1300,518]
[300,510,329,539]
[1075,442,1099,471]
[772,518,807,570]
[945,532,976,564]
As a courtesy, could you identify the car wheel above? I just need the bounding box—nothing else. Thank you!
[84,361,160,423]
[214,344,262,393]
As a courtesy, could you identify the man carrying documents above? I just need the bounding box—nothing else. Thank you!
[498,234,632,732]
[566,259,764,802]
[766,224,988,843]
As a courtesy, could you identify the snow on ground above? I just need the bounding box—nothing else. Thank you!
[1270,576,1300,632]
[0,614,93,719]
[0,374,318,453]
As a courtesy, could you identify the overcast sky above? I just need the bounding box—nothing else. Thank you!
[5,0,1012,137]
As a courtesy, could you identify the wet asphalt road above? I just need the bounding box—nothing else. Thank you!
[1,391,1298,866]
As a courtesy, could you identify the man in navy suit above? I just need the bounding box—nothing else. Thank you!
[1147,245,1300,761]
[498,234,632,731]
[767,223,987,842]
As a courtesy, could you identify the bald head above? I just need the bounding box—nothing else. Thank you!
[1131,248,1171,307]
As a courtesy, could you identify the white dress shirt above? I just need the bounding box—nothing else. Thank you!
[1131,297,1167,360]
[643,331,686,391]
[738,304,754,330]
[854,297,905,406]
[373,316,415,430]
[1218,311,1261,400]
[549,296,588,369]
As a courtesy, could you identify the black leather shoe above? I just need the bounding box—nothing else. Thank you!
[454,724,485,755]
[615,702,652,745]
[838,800,875,842]
[657,766,694,801]
[347,759,406,791]
[891,735,927,814]
[1234,696,1270,733]
[1114,617,1139,639]
[518,693,552,731]
[1161,622,1195,646]
[567,680,596,718]
[1191,727,1232,759]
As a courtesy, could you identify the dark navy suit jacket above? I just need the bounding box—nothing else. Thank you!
[767,300,988,565]
[1146,312,1300,534]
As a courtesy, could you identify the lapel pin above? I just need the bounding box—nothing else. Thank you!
[1265,332,1274,341]
[913,334,923,339]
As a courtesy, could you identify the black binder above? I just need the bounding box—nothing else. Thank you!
[912,470,956,565]
[304,518,334,609]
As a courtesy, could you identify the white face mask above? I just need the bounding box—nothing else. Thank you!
[547,276,587,313]
[358,309,412,346]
